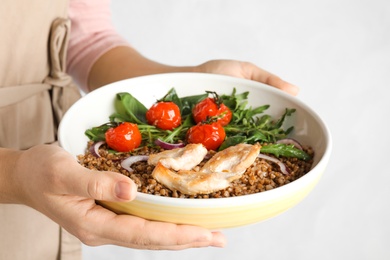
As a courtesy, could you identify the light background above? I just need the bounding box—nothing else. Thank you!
[83,0,390,259]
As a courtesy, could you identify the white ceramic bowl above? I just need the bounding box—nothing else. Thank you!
[58,73,332,229]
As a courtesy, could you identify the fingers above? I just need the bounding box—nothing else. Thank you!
[54,190,226,250]
[123,221,226,250]
[244,63,300,96]
[263,74,300,96]
[195,60,299,96]
[85,212,226,250]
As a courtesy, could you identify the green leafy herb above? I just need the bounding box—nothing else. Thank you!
[220,90,295,149]
[179,93,208,117]
[85,87,308,159]
[111,92,147,124]
[85,122,116,142]
[260,143,311,161]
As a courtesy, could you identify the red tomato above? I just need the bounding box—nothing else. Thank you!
[186,122,226,151]
[146,102,181,130]
[192,97,232,126]
[105,122,142,152]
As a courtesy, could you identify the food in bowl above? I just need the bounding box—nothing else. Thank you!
[58,73,331,229]
[77,87,314,198]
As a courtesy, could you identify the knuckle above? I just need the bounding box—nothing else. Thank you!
[133,235,153,248]
[74,229,99,246]
[87,178,105,200]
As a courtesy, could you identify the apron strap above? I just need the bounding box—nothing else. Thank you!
[44,17,72,88]
[45,18,82,127]
[0,83,51,107]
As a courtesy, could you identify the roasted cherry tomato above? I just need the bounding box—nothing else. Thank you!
[105,122,142,152]
[192,96,232,126]
[146,101,181,130]
[186,122,226,151]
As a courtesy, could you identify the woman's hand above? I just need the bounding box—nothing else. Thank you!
[8,145,226,250]
[88,46,299,97]
[194,60,299,96]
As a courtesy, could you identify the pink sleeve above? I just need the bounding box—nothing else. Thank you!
[67,0,130,92]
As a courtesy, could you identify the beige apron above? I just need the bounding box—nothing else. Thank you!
[1,1,82,259]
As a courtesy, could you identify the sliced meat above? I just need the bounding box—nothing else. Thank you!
[151,143,261,195]
[200,143,261,176]
[147,143,207,171]
[151,162,237,195]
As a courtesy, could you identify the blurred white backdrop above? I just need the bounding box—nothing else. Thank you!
[83,0,390,259]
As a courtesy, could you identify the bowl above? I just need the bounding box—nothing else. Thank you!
[58,72,332,229]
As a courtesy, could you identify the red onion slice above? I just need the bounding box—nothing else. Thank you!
[155,138,185,150]
[121,155,149,173]
[89,141,105,158]
[276,138,303,150]
[257,153,290,175]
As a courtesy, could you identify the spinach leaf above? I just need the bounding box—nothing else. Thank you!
[157,88,207,118]
[219,136,247,150]
[111,92,147,124]
[179,93,207,118]
[158,88,182,108]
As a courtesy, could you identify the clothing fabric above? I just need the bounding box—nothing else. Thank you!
[67,0,130,92]
[0,1,130,258]
[0,0,83,259]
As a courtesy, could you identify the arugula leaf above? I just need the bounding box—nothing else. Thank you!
[220,88,248,111]
[272,108,296,129]
[85,123,114,142]
[260,143,311,161]
[160,116,193,143]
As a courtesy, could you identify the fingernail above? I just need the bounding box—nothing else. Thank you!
[289,84,300,96]
[210,232,227,248]
[115,181,131,200]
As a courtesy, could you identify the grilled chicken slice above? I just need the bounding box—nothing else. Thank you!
[147,143,207,171]
[200,143,261,177]
[151,143,261,195]
[152,162,237,195]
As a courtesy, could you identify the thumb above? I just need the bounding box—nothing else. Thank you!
[63,166,137,202]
